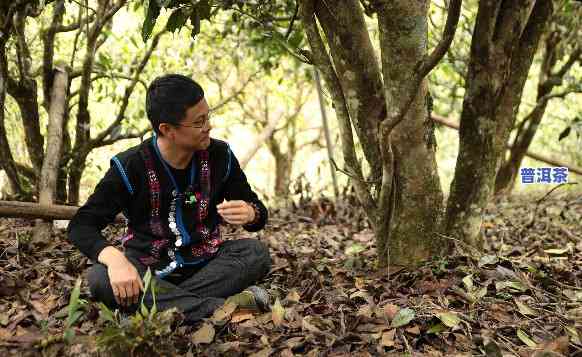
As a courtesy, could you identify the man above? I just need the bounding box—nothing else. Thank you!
[68,74,271,323]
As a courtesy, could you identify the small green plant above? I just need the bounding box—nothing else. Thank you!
[95,268,183,357]
[63,277,87,343]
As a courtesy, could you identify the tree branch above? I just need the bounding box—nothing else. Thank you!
[91,31,163,147]
[210,70,260,112]
[54,14,95,32]
[285,2,299,40]
[300,0,376,213]
[417,0,462,78]
[42,0,66,110]
[93,128,149,148]
[552,47,581,79]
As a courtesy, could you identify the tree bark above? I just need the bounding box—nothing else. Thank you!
[300,0,459,267]
[373,1,445,267]
[38,65,68,206]
[445,0,541,246]
[495,20,579,195]
[314,69,339,199]
[314,0,384,181]
[0,200,125,222]
[0,30,24,197]
[35,64,69,240]
[12,11,44,173]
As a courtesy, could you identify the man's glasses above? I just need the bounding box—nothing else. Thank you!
[176,112,212,128]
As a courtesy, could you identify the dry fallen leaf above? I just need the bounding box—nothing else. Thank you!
[286,290,300,303]
[406,325,421,335]
[192,323,215,345]
[231,311,254,323]
[381,329,396,347]
[210,302,236,325]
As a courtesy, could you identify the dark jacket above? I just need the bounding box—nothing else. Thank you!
[68,137,268,270]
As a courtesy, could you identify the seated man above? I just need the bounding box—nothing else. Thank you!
[68,74,271,323]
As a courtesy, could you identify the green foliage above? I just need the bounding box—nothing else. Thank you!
[95,268,183,357]
[63,278,87,344]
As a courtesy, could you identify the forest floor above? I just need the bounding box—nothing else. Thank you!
[0,191,581,356]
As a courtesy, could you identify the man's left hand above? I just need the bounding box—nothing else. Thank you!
[217,200,255,225]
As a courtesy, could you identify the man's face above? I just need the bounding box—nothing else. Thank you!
[162,98,212,151]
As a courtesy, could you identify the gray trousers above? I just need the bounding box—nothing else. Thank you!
[86,239,271,323]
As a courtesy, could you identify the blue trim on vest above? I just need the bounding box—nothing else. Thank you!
[111,156,134,195]
[152,133,195,246]
[224,144,232,183]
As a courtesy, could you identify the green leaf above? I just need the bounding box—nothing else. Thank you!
[391,308,415,328]
[66,278,84,328]
[565,325,581,344]
[544,247,570,255]
[98,303,116,323]
[67,310,84,327]
[140,303,149,318]
[142,268,153,305]
[495,280,528,293]
[474,287,488,300]
[515,300,536,316]
[345,243,366,255]
[517,329,537,347]
[427,322,447,334]
[63,329,75,344]
[166,8,188,33]
[436,311,461,328]
[142,0,160,41]
[462,274,473,290]
[478,254,498,267]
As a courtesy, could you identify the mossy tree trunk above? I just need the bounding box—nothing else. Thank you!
[445,0,552,245]
[300,0,461,267]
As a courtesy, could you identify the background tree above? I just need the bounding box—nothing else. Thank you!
[494,3,582,195]
[1,0,157,204]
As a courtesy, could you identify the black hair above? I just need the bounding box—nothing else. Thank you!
[146,74,204,134]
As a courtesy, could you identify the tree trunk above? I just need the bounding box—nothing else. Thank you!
[34,65,69,241]
[273,151,292,198]
[445,0,541,246]
[38,65,68,206]
[67,153,87,205]
[375,1,444,266]
[0,37,23,197]
[495,9,573,195]
[239,110,280,169]
[0,200,125,222]
[12,12,44,173]
[301,0,446,267]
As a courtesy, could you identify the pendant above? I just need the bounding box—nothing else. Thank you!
[185,192,197,206]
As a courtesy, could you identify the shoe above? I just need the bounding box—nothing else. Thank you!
[225,285,271,312]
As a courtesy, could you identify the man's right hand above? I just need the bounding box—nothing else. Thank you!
[97,246,144,307]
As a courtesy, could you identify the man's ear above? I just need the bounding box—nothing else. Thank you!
[158,123,172,137]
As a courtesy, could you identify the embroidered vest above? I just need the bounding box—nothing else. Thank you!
[114,138,232,278]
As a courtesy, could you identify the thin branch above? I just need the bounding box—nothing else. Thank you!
[552,47,581,79]
[54,14,96,33]
[91,31,163,147]
[417,0,462,78]
[93,128,149,148]
[210,70,260,112]
[285,1,299,40]
[300,0,376,212]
